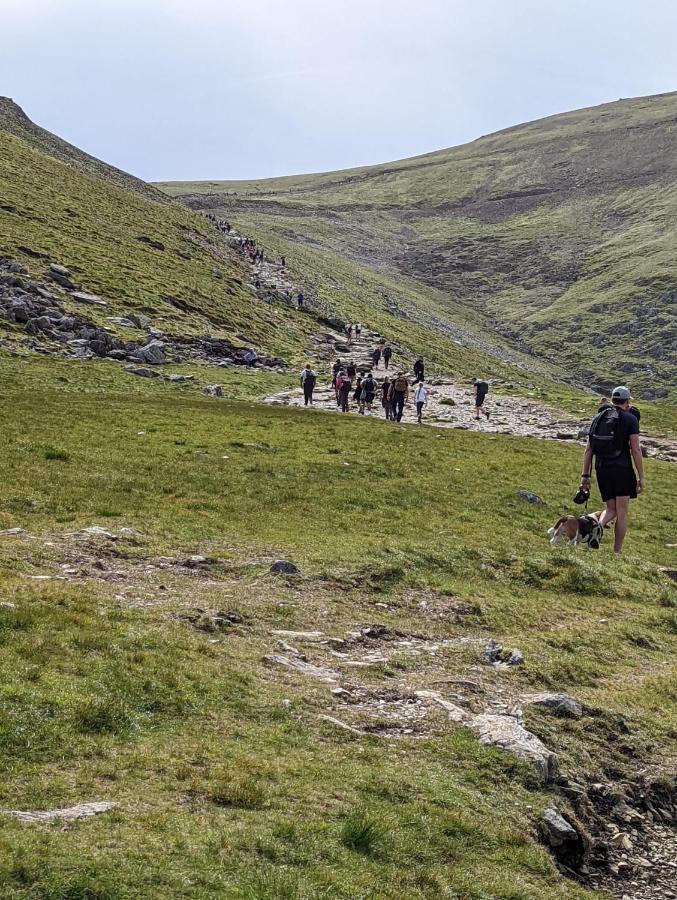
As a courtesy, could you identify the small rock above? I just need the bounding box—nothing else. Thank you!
[70,291,108,308]
[542,808,579,846]
[0,528,26,537]
[48,263,70,277]
[270,560,299,575]
[518,490,545,505]
[130,340,166,365]
[527,692,582,718]
[507,649,524,666]
[4,801,116,823]
[126,366,161,379]
[203,384,224,398]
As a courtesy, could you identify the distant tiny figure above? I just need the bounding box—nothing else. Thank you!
[281,256,286,267]
[389,373,409,422]
[244,349,258,368]
[301,363,316,406]
[332,359,343,397]
[346,361,357,380]
[355,323,362,337]
[414,380,427,423]
[346,323,353,343]
[361,371,377,414]
[472,377,490,419]
[353,376,363,409]
[413,357,424,384]
[372,347,382,368]
[255,278,261,290]
[297,292,304,309]
[383,344,392,369]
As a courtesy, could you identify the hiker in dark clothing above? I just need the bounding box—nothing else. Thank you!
[580,385,644,554]
[472,378,490,420]
[297,292,304,309]
[353,376,363,407]
[372,347,381,369]
[381,377,392,419]
[281,256,286,267]
[361,372,377,414]
[413,357,424,384]
[383,345,392,369]
[337,373,352,412]
[346,324,353,343]
[300,364,316,406]
[389,373,409,422]
[346,362,357,380]
[355,323,362,337]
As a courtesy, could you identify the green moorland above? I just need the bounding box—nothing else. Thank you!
[160,91,677,391]
[0,354,674,898]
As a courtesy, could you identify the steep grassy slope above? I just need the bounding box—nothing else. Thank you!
[0,122,319,361]
[0,354,675,897]
[161,91,677,392]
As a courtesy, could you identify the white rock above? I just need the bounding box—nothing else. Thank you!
[3,801,116,823]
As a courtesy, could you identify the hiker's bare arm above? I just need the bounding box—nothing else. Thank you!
[630,435,644,491]
[580,442,593,489]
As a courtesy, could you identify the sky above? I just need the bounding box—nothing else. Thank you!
[2,0,677,182]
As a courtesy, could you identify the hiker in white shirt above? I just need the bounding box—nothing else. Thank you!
[414,381,428,423]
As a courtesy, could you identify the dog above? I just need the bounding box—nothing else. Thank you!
[548,512,604,549]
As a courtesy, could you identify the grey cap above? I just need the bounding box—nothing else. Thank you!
[611,385,631,401]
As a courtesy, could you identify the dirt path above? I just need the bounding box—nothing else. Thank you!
[264,330,677,462]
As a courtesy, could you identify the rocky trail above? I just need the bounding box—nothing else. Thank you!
[2,523,674,897]
[263,325,677,463]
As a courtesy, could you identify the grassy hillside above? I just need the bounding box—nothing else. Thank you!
[0,353,675,897]
[160,92,677,393]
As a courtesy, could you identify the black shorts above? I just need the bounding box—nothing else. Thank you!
[476,394,487,407]
[595,465,637,502]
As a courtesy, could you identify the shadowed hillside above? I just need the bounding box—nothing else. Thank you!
[161,92,677,394]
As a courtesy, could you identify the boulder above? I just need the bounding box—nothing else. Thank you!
[48,263,70,277]
[203,384,223,397]
[527,692,582,719]
[540,807,586,868]
[166,374,194,383]
[131,340,166,365]
[270,560,299,575]
[471,714,559,782]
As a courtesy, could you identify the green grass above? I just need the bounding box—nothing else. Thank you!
[0,358,674,897]
[160,90,677,392]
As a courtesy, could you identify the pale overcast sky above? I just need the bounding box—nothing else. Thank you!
[2,0,677,181]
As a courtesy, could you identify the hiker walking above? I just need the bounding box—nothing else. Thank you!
[281,256,286,267]
[413,357,425,384]
[580,386,644,554]
[346,324,353,343]
[383,344,392,369]
[331,359,342,396]
[346,361,357,380]
[297,291,304,309]
[381,377,392,419]
[372,346,382,369]
[300,363,316,406]
[361,371,377,415]
[472,378,490,420]
[389,373,409,423]
[414,380,427,424]
[337,371,352,412]
[353,375,363,411]
[355,323,362,338]
[244,349,258,368]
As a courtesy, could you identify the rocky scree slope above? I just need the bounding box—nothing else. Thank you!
[161,91,677,394]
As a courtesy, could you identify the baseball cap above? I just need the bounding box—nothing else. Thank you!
[611,385,631,401]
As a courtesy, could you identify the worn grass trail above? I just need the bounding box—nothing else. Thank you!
[0,369,674,899]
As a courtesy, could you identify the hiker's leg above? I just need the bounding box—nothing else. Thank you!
[613,497,630,553]
[598,499,617,530]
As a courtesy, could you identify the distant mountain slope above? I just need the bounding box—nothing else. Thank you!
[160,92,677,393]
[0,108,324,362]
[0,97,168,204]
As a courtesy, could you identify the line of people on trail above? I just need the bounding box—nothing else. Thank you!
[205,213,231,234]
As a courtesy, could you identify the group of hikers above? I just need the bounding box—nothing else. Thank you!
[205,213,231,234]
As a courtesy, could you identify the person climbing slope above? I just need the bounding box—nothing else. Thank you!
[338,371,352,412]
[413,357,424,384]
[383,344,392,369]
[361,371,377,414]
[414,380,427,424]
[381,376,392,419]
[472,378,490,420]
[372,346,382,369]
[300,363,316,406]
[389,372,409,422]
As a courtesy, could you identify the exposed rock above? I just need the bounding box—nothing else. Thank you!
[270,560,299,575]
[48,263,70,277]
[318,715,364,735]
[203,384,224,397]
[70,291,108,308]
[483,640,524,667]
[526,692,582,718]
[126,366,161,379]
[518,490,545,505]
[506,649,524,666]
[471,713,559,782]
[0,527,26,537]
[4,801,116,823]
[166,374,194,383]
[541,807,586,869]
[136,236,165,251]
[263,654,339,682]
[130,340,166,365]
[271,630,325,642]
[414,690,468,723]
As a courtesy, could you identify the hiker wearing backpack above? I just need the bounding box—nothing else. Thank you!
[413,357,424,384]
[300,364,316,406]
[472,378,490,420]
[414,380,428,424]
[383,345,392,369]
[361,371,377,414]
[337,371,352,412]
[580,386,644,554]
[389,373,410,422]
